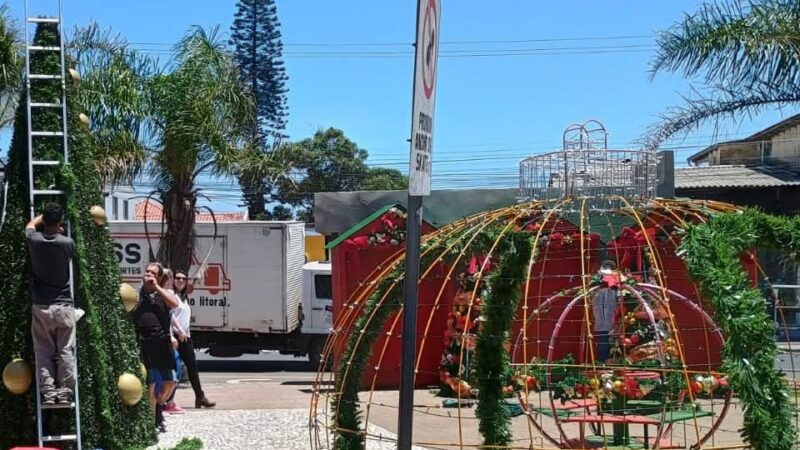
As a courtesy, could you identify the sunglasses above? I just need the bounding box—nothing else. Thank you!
[175,277,187,280]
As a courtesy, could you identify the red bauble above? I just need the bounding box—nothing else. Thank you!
[629,334,640,345]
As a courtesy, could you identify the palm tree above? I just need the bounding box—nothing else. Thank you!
[0,4,22,131]
[646,0,800,147]
[69,23,155,186]
[147,25,254,270]
[71,24,255,271]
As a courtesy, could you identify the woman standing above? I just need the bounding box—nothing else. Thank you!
[167,270,215,409]
[132,263,178,432]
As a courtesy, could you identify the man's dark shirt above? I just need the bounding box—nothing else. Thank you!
[26,228,74,305]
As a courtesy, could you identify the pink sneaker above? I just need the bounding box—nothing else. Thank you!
[163,402,185,414]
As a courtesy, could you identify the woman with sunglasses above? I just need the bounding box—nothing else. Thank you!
[165,271,215,410]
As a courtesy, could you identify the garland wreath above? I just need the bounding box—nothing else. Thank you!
[345,207,407,250]
[679,209,799,450]
[473,231,531,447]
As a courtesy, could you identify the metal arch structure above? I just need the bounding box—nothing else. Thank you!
[562,119,608,151]
[521,121,656,203]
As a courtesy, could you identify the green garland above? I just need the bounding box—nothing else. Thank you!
[0,23,154,448]
[680,209,799,450]
[332,264,404,450]
[473,231,532,447]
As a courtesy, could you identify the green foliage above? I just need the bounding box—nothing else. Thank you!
[0,23,154,449]
[361,167,408,191]
[167,438,204,450]
[474,231,532,447]
[263,204,294,220]
[274,127,408,222]
[0,4,21,130]
[647,0,800,147]
[127,437,203,450]
[230,0,290,218]
[680,209,799,450]
[69,22,154,187]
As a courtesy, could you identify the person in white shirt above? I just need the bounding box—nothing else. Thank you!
[164,270,215,410]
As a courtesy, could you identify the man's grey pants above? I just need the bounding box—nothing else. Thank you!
[32,304,76,400]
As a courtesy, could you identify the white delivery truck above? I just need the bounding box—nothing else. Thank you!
[110,221,332,367]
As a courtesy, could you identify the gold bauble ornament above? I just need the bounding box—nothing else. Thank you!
[2,359,33,394]
[89,205,106,225]
[78,113,91,128]
[613,380,623,392]
[68,68,81,87]
[702,376,714,394]
[120,283,138,312]
[117,373,143,406]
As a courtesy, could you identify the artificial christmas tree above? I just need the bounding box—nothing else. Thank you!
[0,23,155,449]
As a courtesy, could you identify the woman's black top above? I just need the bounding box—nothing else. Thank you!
[132,289,172,339]
[132,288,175,370]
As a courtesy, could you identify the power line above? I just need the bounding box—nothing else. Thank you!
[129,45,655,59]
[126,34,653,49]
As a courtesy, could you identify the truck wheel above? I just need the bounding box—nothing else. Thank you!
[308,338,325,371]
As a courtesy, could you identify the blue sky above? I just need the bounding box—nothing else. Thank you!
[3,0,792,210]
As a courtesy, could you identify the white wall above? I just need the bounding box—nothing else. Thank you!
[103,190,137,221]
[771,125,800,164]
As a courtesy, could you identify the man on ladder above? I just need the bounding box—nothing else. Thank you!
[25,202,76,406]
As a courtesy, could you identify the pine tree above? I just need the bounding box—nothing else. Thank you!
[0,23,155,449]
[230,0,289,219]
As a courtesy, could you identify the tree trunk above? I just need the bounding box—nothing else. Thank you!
[158,185,196,272]
[240,173,266,220]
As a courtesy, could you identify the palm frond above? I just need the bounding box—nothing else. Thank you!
[651,1,800,90]
[69,23,157,186]
[0,4,22,130]
[644,83,800,149]
[148,25,254,189]
[647,0,800,147]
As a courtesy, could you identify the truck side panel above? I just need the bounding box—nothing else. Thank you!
[224,223,288,332]
[111,222,231,329]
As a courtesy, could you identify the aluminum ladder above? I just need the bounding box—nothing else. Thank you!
[24,0,82,448]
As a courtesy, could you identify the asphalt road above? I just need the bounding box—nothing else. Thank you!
[196,350,318,375]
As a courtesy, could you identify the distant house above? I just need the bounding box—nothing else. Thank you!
[675,116,800,336]
[103,186,248,223]
[675,114,800,215]
[133,199,248,223]
[104,189,139,221]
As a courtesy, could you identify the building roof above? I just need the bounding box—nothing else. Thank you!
[134,199,248,222]
[687,113,800,164]
[675,165,800,189]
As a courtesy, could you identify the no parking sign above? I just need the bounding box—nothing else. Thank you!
[408,0,440,196]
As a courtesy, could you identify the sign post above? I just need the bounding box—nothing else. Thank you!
[398,0,439,448]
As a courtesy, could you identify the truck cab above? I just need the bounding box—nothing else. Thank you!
[301,261,332,367]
